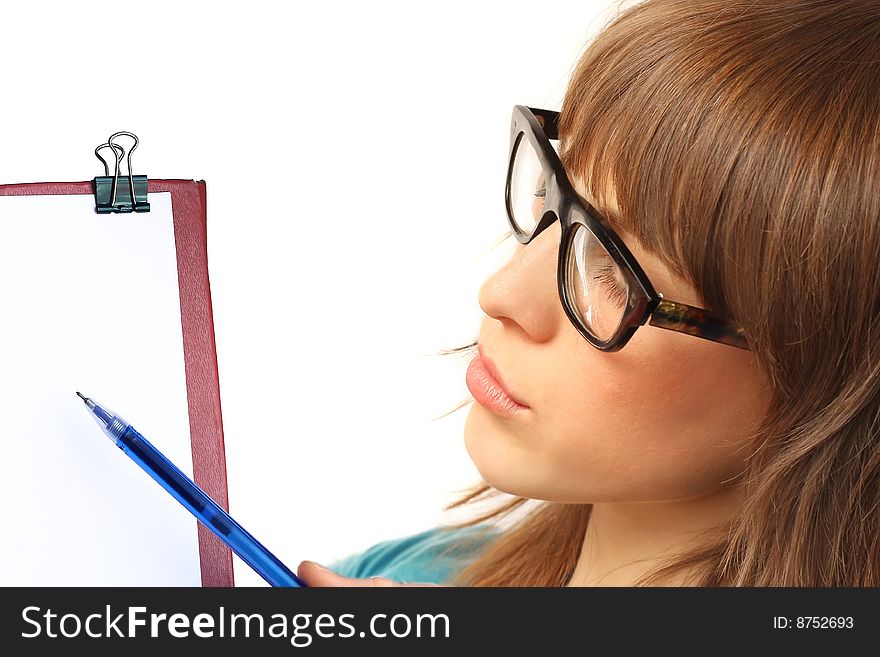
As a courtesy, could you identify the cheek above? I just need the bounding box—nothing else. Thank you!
[522,337,768,502]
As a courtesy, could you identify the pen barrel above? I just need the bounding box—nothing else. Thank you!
[116,424,305,587]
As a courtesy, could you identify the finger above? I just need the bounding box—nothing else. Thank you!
[297,561,362,587]
[296,561,445,587]
[368,576,445,588]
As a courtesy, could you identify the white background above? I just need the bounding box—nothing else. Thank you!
[0,0,618,586]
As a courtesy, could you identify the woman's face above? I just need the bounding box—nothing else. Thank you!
[463,178,772,504]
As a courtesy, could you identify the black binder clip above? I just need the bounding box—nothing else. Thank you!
[93,131,150,214]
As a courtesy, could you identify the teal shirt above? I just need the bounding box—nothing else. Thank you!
[328,524,501,585]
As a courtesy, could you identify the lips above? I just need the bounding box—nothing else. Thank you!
[477,345,529,409]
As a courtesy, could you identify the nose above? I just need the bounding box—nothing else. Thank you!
[477,218,563,343]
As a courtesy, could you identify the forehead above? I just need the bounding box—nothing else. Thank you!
[569,175,637,248]
[570,175,625,230]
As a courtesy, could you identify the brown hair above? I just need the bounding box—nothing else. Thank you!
[436,0,880,586]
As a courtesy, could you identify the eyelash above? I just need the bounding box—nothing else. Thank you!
[592,263,628,307]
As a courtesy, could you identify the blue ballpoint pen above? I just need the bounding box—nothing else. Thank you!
[76,391,306,587]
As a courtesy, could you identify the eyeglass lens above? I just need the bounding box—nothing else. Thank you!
[508,132,629,342]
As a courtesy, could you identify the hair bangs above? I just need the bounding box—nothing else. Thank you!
[555,1,799,322]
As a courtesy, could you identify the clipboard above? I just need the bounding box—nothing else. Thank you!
[0,133,234,586]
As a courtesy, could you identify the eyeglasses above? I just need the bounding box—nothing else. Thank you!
[505,105,750,352]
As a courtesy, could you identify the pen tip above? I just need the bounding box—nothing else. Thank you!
[76,391,87,402]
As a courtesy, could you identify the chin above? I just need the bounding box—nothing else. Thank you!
[463,405,547,500]
[462,406,622,504]
[464,405,512,489]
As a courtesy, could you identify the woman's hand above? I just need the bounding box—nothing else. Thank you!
[296,561,446,587]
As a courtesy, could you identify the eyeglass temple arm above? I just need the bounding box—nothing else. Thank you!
[527,107,560,140]
[648,298,750,350]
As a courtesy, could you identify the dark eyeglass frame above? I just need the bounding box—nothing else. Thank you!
[505,105,750,352]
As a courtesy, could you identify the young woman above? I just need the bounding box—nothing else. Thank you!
[297,0,880,586]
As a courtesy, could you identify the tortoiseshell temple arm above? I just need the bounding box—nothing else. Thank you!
[647,299,750,350]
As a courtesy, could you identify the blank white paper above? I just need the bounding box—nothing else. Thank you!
[0,191,201,585]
